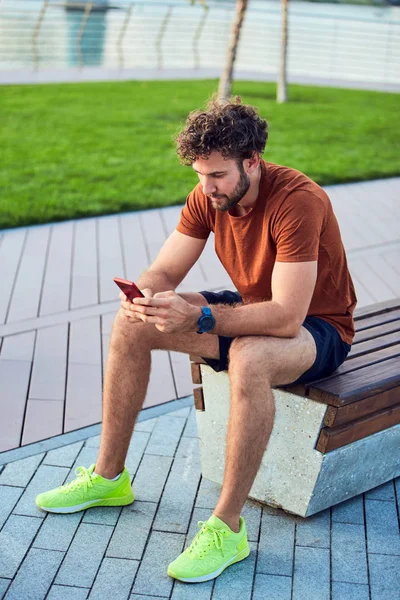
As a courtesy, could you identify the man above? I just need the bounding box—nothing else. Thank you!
[36,98,357,583]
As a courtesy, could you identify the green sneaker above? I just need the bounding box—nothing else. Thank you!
[35,464,134,514]
[168,515,250,583]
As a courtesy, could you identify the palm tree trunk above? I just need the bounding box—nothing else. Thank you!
[277,0,289,104]
[218,0,248,102]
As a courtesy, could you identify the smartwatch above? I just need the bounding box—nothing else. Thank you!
[196,306,216,334]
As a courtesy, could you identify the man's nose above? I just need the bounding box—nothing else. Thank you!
[202,179,217,196]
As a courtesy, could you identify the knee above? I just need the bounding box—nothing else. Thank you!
[228,336,277,388]
[110,308,151,349]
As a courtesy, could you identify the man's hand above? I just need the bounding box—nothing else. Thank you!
[120,288,153,323]
[132,290,201,333]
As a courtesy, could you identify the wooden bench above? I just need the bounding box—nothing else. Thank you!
[190,299,400,517]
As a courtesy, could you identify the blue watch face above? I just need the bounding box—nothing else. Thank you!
[200,316,215,331]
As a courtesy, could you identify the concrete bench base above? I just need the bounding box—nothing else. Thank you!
[195,365,400,517]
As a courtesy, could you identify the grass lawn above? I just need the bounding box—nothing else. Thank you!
[1,79,399,229]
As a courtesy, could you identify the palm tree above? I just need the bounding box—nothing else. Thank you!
[277,0,289,103]
[218,0,249,102]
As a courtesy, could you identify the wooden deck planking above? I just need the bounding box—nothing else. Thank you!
[70,219,98,310]
[169,350,194,399]
[65,318,103,431]
[161,206,208,292]
[328,186,372,250]
[349,182,400,243]
[98,215,125,303]
[6,226,50,323]
[22,399,64,446]
[0,229,26,325]
[143,349,177,409]
[384,251,400,276]
[39,222,73,316]
[0,359,32,451]
[28,324,68,401]
[139,209,168,264]
[349,257,397,304]
[366,254,400,297]
[119,212,150,282]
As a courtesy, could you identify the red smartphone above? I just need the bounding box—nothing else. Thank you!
[113,277,144,301]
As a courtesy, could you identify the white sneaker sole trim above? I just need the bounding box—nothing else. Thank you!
[38,499,104,513]
[168,546,250,583]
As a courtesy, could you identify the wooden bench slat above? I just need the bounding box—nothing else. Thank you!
[323,386,399,427]
[305,355,400,405]
[191,363,202,385]
[316,403,400,453]
[353,319,400,344]
[354,298,400,320]
[194,387,205,411]
[354,308,400,332]
[334,344,400,376]
[348,330,400,359]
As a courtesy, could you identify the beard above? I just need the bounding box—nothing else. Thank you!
[209,162,251,212]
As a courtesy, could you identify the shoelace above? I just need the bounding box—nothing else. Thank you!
[60,466,94,495]
[188,521,226,558]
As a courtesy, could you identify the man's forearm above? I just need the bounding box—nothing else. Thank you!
[206,301,300,338]
[137,269,177,295]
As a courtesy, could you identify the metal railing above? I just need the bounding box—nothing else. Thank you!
[0,0,399,85]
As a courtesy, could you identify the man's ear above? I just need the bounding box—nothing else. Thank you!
[246,153,260,174]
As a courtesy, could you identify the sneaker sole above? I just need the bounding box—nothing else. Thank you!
[167,545,250,583]
[37,493,135,514]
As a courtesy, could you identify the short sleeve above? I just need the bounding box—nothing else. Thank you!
[273,192,327,262]
[176,187,212,240]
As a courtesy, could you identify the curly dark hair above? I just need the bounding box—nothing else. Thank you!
[175,97,268,166]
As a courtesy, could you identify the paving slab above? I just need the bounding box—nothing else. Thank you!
[332,495,365,525]
[132,454,173,504]
[253,573,292,600]
[3,547,64,600]
[212,541,257,600]
[257,510,295,577]
[12,464,70,518]
[365,499,400,555]
[47,585,89,600]
[55,523,113,588]
[88,557,139,600]
[106,501,157,561]
[0,515,42,578]
[153,437,201,534]
[0,454,45,487]
[292,546,330,600]
[0,398,399,599]
[132,531,185,597]
[369,553,400,600]
[145,415,186,457]
[0,579,10,598]
[33,512,83,552]
[296,508,330,549]
[331,522,368,584]
[0,486,24,529]
[332,581,370,600]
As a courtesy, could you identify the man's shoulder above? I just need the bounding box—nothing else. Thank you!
[262,160,328,206]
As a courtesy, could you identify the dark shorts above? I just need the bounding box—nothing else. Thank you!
[199,290,351,384]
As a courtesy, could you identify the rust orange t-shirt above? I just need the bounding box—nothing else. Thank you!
[176,160,357,345]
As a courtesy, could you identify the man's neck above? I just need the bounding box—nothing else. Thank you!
[235,164,262,215]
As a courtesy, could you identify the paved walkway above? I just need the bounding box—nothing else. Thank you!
[2,67,400,93]
[0,402,399,600]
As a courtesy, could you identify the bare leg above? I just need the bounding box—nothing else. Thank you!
[213,328,317,532]
[95,293,217,479]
